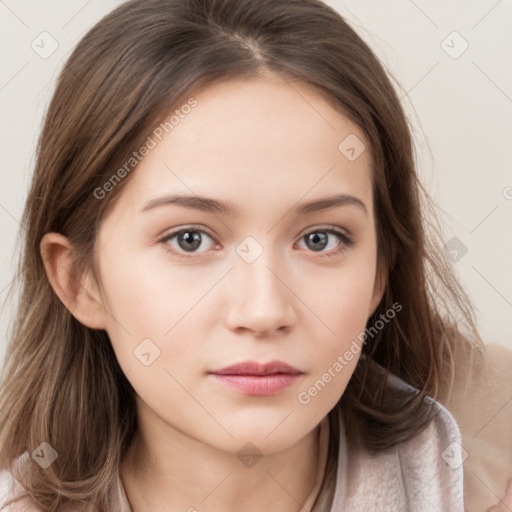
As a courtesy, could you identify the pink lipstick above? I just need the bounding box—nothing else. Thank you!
[209,360,303,396]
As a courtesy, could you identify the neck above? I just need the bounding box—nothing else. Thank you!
[121,401,330,512]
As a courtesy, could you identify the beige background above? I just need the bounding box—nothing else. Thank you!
[1,0,511,366]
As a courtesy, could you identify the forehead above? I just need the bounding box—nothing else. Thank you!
[118,75,373,219]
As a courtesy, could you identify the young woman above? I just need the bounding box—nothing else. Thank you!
[0,0,510,511]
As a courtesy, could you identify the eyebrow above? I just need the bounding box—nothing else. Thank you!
[140,193,368,217]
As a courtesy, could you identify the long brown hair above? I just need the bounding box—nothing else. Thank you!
[0,0,482,510]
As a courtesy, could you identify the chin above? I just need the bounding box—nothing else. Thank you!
[211,416,319,454]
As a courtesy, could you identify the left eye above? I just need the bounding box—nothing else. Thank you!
[296,229,352,254]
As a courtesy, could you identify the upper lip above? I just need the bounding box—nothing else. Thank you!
[209,360,302,376]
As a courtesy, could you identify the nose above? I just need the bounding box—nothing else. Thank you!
[223,249,298,337]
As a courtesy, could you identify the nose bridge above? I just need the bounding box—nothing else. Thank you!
[237,238,286,304]
[225,235,296,334]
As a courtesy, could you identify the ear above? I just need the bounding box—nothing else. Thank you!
[40,232,107,329]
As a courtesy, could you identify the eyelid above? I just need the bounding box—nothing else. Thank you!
[297,223,353,240]
[159,224,216,239]
[160,223,353,241]
[159,224,219,247]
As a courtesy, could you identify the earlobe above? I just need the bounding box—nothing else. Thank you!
[39,232,107,330]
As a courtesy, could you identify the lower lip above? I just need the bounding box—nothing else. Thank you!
[210,373,301,395]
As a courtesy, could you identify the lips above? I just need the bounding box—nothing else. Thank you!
[210,360,302,376]
[209,360,303,396]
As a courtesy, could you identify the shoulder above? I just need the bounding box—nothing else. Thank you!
[337,372,464,512]
[395,394,465,510]
[0,470,44,512]
[441,341,512,512]
[387,373,465,511]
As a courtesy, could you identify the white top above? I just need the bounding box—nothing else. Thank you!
[0,373,465,511]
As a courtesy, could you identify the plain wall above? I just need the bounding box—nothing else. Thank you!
[1,0,511,368]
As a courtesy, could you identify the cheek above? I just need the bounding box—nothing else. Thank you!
[296,257,377,394]
[98,245,212,331]
[295,294,370,416]
[96,249,221,385]
[303,255,377,338]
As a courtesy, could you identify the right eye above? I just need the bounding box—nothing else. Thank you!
[159,226,220,259]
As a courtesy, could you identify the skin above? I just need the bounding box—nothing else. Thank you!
[41,72,386,511]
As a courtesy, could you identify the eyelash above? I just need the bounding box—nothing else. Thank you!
[158,224,354,261]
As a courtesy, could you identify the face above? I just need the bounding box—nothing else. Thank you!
[90,73,383,455]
